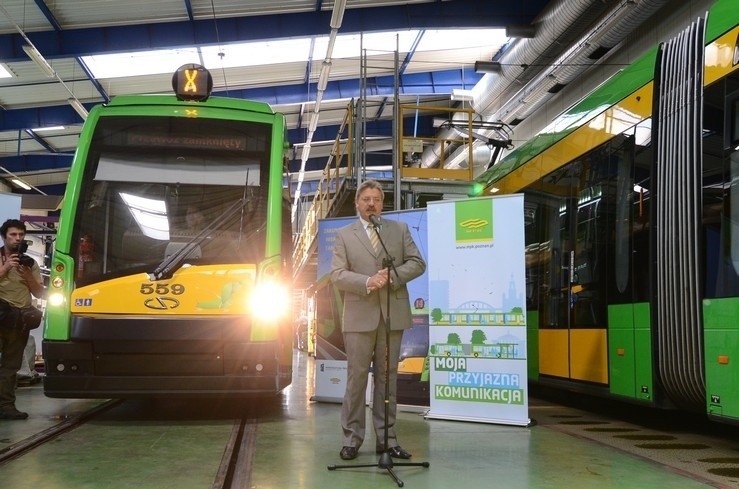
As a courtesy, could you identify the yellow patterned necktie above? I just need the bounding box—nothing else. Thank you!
[369,224,380,254]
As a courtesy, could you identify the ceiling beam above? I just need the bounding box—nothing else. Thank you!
[0,68,481,132]
[0,0,546,60]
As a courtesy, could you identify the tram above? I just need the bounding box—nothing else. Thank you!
[473,0,739,424]
[43,64,293,398]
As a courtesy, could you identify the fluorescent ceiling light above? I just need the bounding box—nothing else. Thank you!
[33,125,65,132]
[317,61,331,90]
[22,44,55,77]
[11,178,31,190]
[308,113,319,132]
[301,145,311,162]
[330,0,347,29]
[68,98,88,120]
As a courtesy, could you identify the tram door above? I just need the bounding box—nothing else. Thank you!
[535,157,608,384]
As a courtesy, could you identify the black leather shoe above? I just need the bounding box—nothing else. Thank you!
[0,407,28,420]
[376,445,412,459]
[340,446,358,460]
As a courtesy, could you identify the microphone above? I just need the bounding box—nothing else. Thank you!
[368,214,382,228]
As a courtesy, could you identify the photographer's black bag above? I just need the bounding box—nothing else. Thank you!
[0,298,42,331]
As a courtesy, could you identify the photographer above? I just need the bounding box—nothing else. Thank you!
[0,219,44,420]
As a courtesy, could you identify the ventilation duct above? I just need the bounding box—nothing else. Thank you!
[488,0,668,124]
[419,112,479,168]
[419,0,606,169]
[421,0,669,172]
[441,141,494,170]
[470,0,607,117]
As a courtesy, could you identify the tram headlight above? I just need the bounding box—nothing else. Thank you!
[48,292,65,307]
[249,281,290,322]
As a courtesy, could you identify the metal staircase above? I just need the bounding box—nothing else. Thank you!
[290,48,503,294]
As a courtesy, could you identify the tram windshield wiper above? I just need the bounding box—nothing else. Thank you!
[149,198,249,281]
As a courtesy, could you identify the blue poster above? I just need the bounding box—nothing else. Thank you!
[313,209,430,406]
[316,209,428,309]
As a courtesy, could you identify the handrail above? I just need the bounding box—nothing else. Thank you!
[293,103,493,282]
[292,101,355,276]
[398,105,480,181]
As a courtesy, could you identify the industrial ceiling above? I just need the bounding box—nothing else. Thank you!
[0,0,556,204]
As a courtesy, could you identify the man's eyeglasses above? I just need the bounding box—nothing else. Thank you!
[359,197,382,204]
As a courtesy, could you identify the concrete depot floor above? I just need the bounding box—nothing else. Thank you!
[0,350,736,488]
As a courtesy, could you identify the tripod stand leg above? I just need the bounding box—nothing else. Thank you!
[327,463,379,470]
[385,466,403,487]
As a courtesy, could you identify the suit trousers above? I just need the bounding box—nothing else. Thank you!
[0,326,30,409]
[341,317,403,449]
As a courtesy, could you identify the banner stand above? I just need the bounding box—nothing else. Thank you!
[426,195,530,426]
[424,413,532,427]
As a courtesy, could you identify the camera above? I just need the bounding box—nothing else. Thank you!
[17,241,35,267]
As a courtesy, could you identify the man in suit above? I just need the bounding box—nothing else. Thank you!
[330,180,426,461]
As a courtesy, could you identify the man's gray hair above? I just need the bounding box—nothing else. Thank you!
[355,179,384,202]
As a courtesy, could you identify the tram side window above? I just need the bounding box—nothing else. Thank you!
[571,152,612,328]
[524,132,651,327]
[629,121,652,304]
[522,175,570,329]
[523,202,540,311]
[704,76,739,298]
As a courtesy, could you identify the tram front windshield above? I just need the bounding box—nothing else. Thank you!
[72,116,272,284]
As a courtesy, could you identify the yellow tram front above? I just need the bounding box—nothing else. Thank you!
[43,65,293,398]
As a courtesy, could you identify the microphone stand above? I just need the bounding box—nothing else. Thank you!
[328,220,429,487]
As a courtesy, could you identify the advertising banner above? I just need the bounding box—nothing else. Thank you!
[313,209,430,406]
[426,195,529,426]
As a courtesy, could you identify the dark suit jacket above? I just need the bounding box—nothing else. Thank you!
[330,218,426,332]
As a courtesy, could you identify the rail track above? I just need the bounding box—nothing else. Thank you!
[0,399,122,465]
[0,396,270,488]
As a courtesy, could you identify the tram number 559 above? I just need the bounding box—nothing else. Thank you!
[140,283,185,295]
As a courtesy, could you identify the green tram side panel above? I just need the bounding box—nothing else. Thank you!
[527,310,539,381]
[633,302,653,403]
[704,297,739,422]
[473,51,657,193]
[474,0,739,196]
[608,303,653,403]
[706,0,739,43]
[106,94,277,114]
